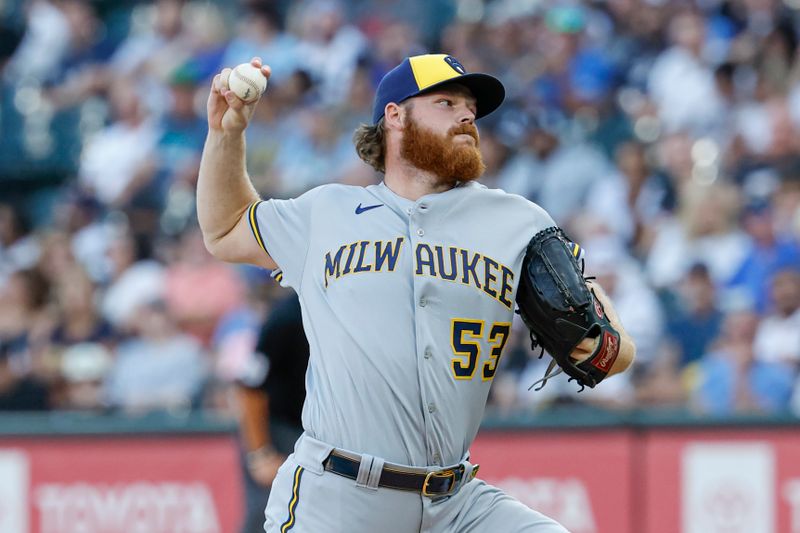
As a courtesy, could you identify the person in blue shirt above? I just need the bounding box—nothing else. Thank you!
[691,308,794,415]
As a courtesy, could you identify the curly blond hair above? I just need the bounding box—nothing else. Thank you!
[353,119,387,173]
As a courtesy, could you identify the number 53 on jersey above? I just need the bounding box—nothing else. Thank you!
[450,319,511,381]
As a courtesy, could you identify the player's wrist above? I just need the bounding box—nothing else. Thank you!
[207,128,246,142]
[246,445,278,467]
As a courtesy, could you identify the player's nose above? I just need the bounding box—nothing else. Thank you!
[458,108,475,125]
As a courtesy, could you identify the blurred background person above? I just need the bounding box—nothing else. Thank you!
[103,299,208,412]
[753,268,800,368]
[57,341,113,410]
[0,202,40,286]
[665,263,725,369]
[163,227,246,346]
[688,307,794,415]
[235,290,308,533]
[77,78,160,211]
[100,229,166,333]
[0,341,50,411]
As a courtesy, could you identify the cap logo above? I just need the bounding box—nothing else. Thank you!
[444,56,466,75]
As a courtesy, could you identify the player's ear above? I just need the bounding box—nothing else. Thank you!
[384,102,404,131]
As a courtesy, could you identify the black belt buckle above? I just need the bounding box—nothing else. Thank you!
[422,465,463,497]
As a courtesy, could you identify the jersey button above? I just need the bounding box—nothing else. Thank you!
[433,452,441,463]
[424,348,432,359]
[417,228,424,236]
[419,298,427,307]
[428,403,436,413]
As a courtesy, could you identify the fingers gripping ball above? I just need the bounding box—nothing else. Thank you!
[229,63,267,103]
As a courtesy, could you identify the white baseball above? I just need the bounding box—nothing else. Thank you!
[229,63,268,103]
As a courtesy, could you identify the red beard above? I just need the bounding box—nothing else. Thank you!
[399,113,486,186]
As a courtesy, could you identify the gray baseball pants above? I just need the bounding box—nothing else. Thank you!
[263,433,568,533]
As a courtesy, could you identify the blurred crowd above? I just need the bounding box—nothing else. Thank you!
[1,0,800,418]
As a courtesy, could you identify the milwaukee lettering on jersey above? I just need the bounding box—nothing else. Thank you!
[414,244,514,310]
[591,331,620,372]
[323,237,405,287]
[322,239,515,310]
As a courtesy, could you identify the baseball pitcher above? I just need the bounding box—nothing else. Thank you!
[198,54,636,533]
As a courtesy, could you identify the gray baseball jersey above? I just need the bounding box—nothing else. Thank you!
[249,180,555,468]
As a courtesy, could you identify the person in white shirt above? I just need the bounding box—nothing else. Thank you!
[754,269,800,366]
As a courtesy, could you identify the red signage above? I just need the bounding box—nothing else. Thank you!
[2,426,800,532]
[470,431,635,533]
[0,437,243,533]
[641,429,800,533]
[472,427,800,533]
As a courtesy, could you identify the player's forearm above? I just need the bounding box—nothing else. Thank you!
[197,130,259,249]
[587,281,635,377]
[607,331,635,377]
[236,386,272,453]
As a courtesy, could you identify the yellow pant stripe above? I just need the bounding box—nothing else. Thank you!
[280,466,304,532]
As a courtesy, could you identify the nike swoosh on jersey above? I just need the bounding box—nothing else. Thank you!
[355,203,384,214]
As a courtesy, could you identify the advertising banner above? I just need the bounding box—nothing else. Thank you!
[470,431,635,533]
[3,426,800,532]
[641,430,800,533]
[0,437,243,533]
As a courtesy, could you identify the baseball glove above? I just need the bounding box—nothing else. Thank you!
[516,227,621,391]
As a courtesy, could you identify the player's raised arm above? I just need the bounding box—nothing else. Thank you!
[197,57,276,269]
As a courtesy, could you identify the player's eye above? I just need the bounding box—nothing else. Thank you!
[437,99,453,107]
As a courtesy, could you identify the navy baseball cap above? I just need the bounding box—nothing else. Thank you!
[371,54,505,125]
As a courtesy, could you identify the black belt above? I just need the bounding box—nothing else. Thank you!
[323,450,479,497]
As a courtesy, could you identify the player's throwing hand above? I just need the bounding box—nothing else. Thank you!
[207,57,271,134]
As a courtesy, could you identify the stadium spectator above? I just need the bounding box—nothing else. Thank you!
[0,202,40,287]
[221,3,300,84]
[100,230,165,332]
[47,265,116,350]
[57,342,112,410]
[646,183,750,288]
[753,268,800,367]
[0,343,50,411]
[4,0,71,83]
[135,64,208,236]
[689,308,794,415]
[585,141,674,246]
[35,231,79,288]
[108,0,194,116]
[293,0,367,105]
[103,299,208,412]
[727,200,800,314]
[647,9,725,137]
[77,78,160,208]
[270,105,363,195]
[666,263,725,368]
[51,192,110,282]
[45,0,116,110]
[163,227,245,345]
[0,269,50,375]
[234,291,308,533]
[496,112,613,224]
